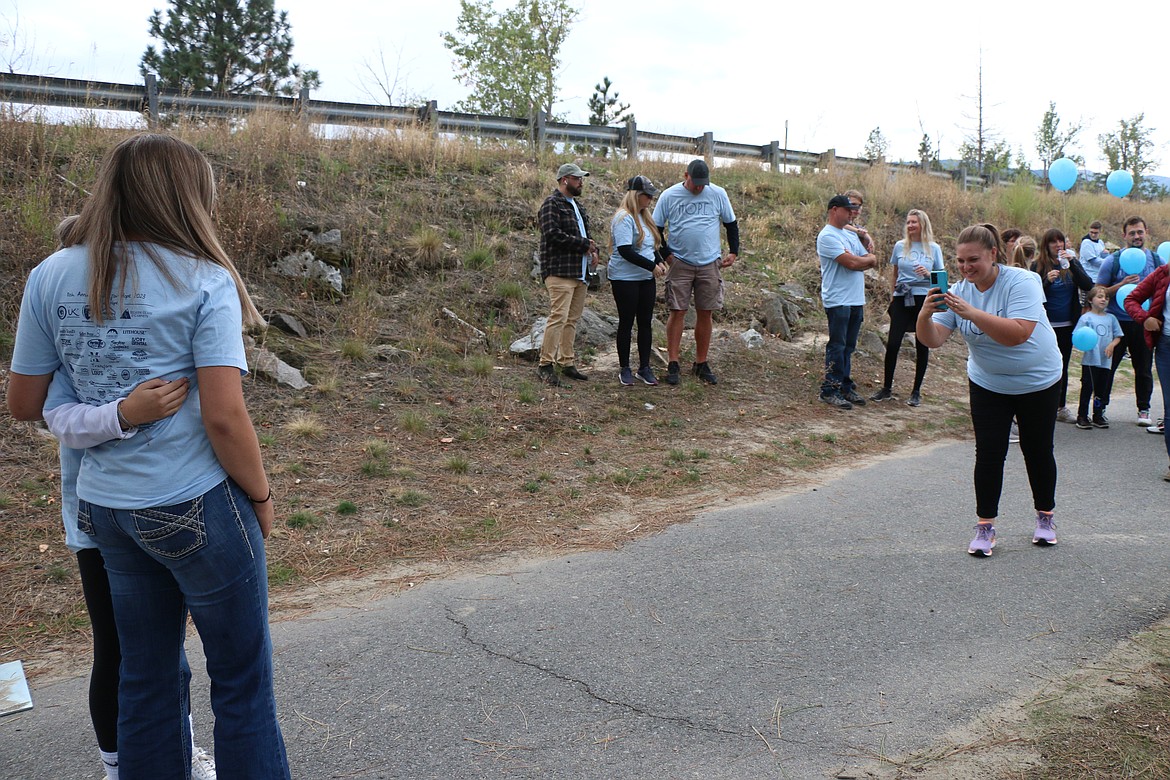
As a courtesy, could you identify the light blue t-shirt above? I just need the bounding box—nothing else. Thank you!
[889,240,945,293]
[1096,247,1164,321]
[931,264,1062,394]
[12,243,248,508]
[1076,311,1123,369]
[817,224,868,307]
[1079,237,1106,280]
[608,212,656,282]
[652,182,735,266]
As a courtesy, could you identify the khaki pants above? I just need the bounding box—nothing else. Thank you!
[540,276,587,367]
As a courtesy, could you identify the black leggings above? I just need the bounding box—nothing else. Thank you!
[1052,324,1074,408]
[882,295,930,392]
[611,278,656,369]
[77,547,120,752]
[969,379,1060,520]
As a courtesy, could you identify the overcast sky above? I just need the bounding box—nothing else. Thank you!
[5,0,1166,176]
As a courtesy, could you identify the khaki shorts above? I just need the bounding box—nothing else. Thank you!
[664,260,723,311]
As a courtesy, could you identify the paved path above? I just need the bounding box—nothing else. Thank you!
[3,395,1168,779]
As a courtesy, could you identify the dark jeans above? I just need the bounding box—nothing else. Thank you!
[1077,365,1114,418]
[1156,338,1170,461]
[611,278,656,369]
[882,295,930,392]
[822,304,864,397]
[1053,324,1074,407]
[1110,319,1155,411]
[969,379,1060,520]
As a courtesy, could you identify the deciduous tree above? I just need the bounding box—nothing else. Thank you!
[862,126,888,163]
[1034,101,1082,184]
[140,0,319,96]
[442,0,577,120]
[1098,113,1157,192]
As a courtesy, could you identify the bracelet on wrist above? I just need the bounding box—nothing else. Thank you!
[116,401,134,431]
[249,487,273,504]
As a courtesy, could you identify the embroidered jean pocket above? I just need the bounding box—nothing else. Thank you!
[130,496,208,559]
[77,500,95,537]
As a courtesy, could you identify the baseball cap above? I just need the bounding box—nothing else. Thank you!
[627,175,660,197]
[828,194,860,211]
[686,159,710,186]
[557,163,589,179]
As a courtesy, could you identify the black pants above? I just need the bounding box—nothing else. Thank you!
[969,379,1060,520]
[1077,365,1114,418]
[77,547,120,752]
[1110,319,1155,412]
[1053,324,1074,408]
[882,295,930,392]
[611,278,656,369]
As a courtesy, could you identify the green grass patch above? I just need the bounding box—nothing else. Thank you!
[287,511,321,530]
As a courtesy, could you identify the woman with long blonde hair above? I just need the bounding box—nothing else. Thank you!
[9,133,288,779]
[608,175,666,385]
[870,208,944,407]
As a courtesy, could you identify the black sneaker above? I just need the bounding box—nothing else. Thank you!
[820,393,853,410]
[692,362,718,385]
[842,389,866,406]
[538,364,563,387]
[665,361,681,385]
[561,365,589,381]
[906,390,922,407]
[1075,416,1092,429]
[869,387,893,402]
[1092,413,1109,429]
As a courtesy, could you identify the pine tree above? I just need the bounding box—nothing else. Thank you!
[140,0,320,96]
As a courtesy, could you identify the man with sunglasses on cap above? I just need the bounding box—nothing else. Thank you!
[537,162,600,386]
[817,194,879,409]
[652,159,739,386]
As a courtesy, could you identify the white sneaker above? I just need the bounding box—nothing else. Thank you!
[1148,418,1164,434]
[1138,410,1153,426]
[1056,407,1076,424]
[191,747,217,780]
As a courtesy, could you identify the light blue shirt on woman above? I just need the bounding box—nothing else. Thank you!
[931,264,1062,394]
[890,240,945,293]
[607,212,656,282]
[12,243,248,508]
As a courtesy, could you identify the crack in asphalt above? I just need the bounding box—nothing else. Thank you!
[445,607,755,740]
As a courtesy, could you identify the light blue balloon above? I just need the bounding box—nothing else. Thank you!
[1107,170,1134,198]
[1116,283,1138,308]
[1072,327,1097,352]
[1048,158,1078,192]
[1158,241,1170,262]
[1119,247,1146,275]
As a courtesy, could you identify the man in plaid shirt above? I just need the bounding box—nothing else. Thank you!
[537,163,599,386]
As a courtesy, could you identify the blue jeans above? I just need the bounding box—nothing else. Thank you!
[80,480,289,780]
[822,305,864,397]
[1156,338,1170,461]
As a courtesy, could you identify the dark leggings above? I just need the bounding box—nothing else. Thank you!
[1077,365,1114,418]
[1053,325,1074,407]
[882,295,930,392]
[77,547,120,752]
[611,278,656,369]
[969,379,1060,520]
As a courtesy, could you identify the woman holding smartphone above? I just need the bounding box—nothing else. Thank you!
[1032,228,1094,424]
[8,133,289,778]
[869,209,945,407]
[916,224,1062,557]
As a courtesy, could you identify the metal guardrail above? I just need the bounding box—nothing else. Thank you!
[0,72,979,186]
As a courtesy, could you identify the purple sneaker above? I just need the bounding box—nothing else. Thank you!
[968,523,996,557]
[1032,512,1057,546]
[635,366,658,386]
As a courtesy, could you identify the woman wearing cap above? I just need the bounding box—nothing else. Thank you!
[608,175,667,385]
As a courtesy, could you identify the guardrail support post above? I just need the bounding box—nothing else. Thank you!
[144,74,159,126]
[533,110,547,149]
[700,131,714,161]
[819,148,836,172]
[419,100,439,137]
[767,140,780,173]
[624,118,638,160]
[296,87,310,124]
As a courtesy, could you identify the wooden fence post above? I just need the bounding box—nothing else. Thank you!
[144,74,159,126]
[625,117,638,160]
[819,148,836,172]
[767,140,780,173]
[296,87,310,124]
[418,100,438,137]
[533,110,547,149]
[700,131,714,161]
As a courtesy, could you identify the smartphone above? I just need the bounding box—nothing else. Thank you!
[930,269,948,311]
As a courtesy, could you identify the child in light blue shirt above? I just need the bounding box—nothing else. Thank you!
[1074,285,1123,428]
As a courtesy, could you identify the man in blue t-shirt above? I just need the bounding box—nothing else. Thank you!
[652,159,739,386]
[816,195,879,409]
[1095,215,1166,425]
